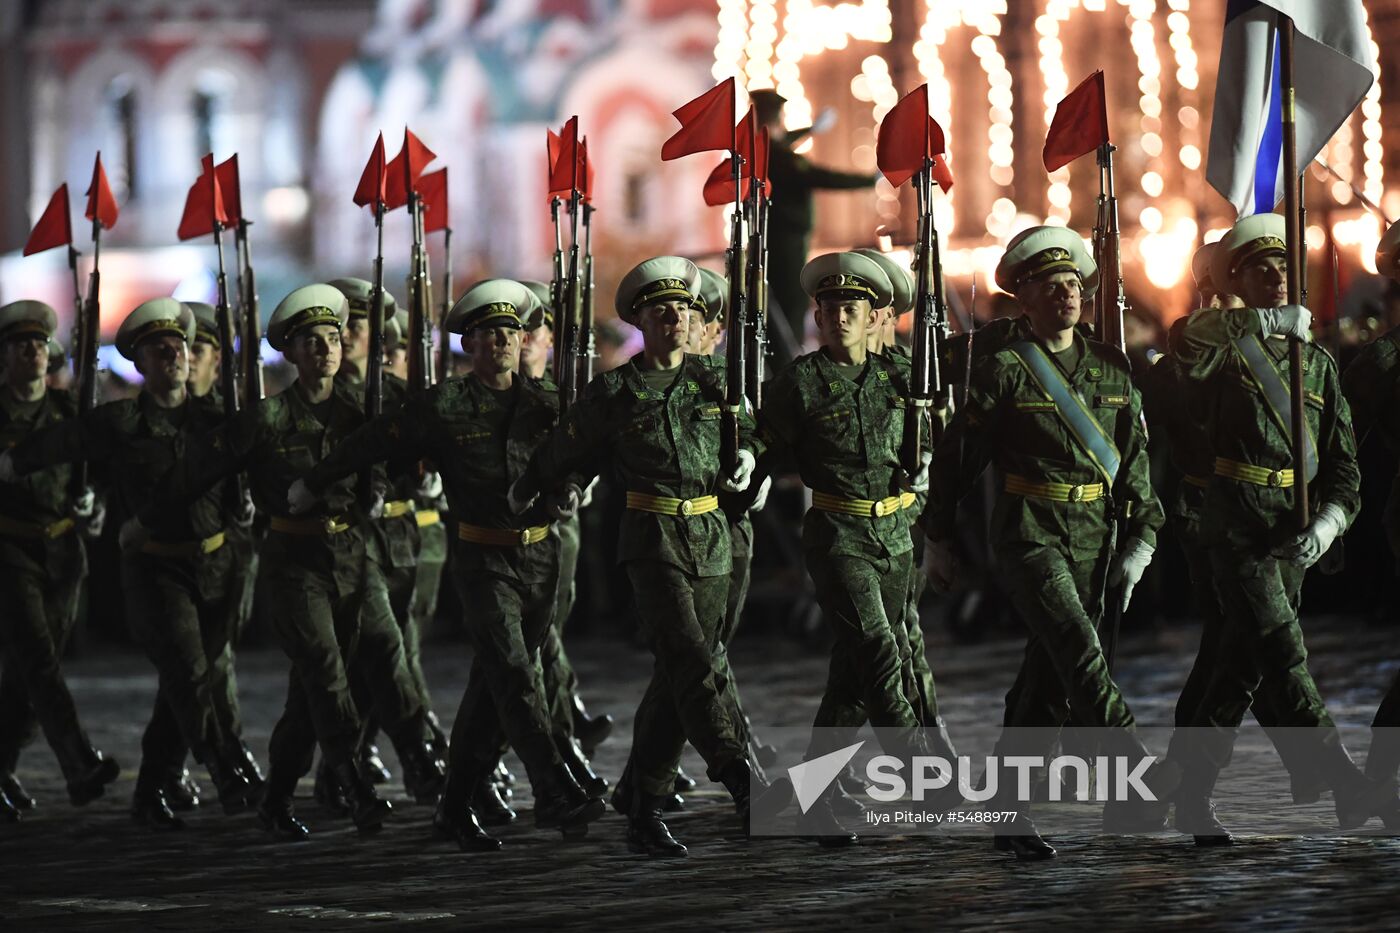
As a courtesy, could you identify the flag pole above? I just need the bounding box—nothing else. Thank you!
[437,225,453,381]
[1279,13,1309,530]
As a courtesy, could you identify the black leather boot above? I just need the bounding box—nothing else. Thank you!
[556,736,607,799]
[359,743,392,785]
[627,793,687,857]
[571,694,613,757]
[257,771,310,841]
[314,757,351,816]
[396,740,448,804]
[426,712,449,762]
[0,788,18,822]
[534,767,605,838]
[162,768,202,812]
[717,757,794,829]
[992,822,1058,860]
[235,742,266,788]
[66,746,121,807]
[1175,795,1234,846]
[0,773,34,812]
[673,768,698,794]
[204,751,255,815]
[132,766,185,831]
[433,794,501,852]
[611,775,681,817]
[332,760,392,835]
[472,777,516,826]
[798,794,858,847]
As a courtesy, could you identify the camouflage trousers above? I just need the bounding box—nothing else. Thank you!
[626,560,746,797]
[0,535,93,783]
[540,514,582,736]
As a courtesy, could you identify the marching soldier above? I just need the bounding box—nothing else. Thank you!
[0,300,120,818]
[1140,249,1323,823]
[754,251,958,846]
[511,257,785,857]
[5,298,261,828]
[324,277,446,793]
[518,280,614,756]
[292,279,607,852]
[1340,218,1400,829]
[123,284,441,840]
[1151,214,1387,843]
[922,228,1171,859]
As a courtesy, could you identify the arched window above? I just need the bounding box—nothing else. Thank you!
[102,74,139,201]
[191,68,238,164]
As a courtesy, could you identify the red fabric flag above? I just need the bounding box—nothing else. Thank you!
[84,153,119,229]
[419,167,449,233]
[384,128,438,211]
[1043,71,1109,172]
[931,151,954,193]
[877,85,945,188]
[23,184,73,256]
[701,111,772,206]
[177,154,229,241]
[216,155,242,224]
[661,78,736,161]
[353,133,388,209]
[547,117,583,199]
[579,138,595,203]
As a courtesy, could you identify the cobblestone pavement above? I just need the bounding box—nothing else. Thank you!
[4,615,1400,931]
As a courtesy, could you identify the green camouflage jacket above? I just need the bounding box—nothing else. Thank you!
[1341,323,1400,453]
[523,353,754,578]
[0,387,85,575]
[1175,305,1360,545]
[923,318,1162,560]
[755,347,916,561]
[306,372,565,586]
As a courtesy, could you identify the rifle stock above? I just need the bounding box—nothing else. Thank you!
[71,226,102,498]
[577,203,596,396]
[407,194,434,391]
[438,227,453,380]
[558,194,582,414]
[235,222,264,403]
[743,194,768,410]
[721,156,748,476]
[901,160,944,475]
[1096,144,1128,355]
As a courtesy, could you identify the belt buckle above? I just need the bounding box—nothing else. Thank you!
[1267,470,1284,488]
[321,517,338,534]
[519,528,532,546]
[679,499,694,516]
[1068,484,1086,503]
[872,499,889,518]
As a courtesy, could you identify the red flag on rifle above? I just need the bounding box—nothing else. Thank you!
[353,133,388,209]
[1043,71,1109,172]
[701,108,772,206]
[876,85,946,188]
[661,77,736,161]
[419,168,449,233]
[23,184,73,256]
[547,117,585,200]
[216,155,242,224]
[177,154,229,241]
[84,153,119,229]
[384,128,437,211]
[931,153,954,193]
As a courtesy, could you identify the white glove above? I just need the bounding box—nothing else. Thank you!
[900,450,933,495]
[417,470,443,501]
[287,479,318,516]
[72,487,95,520]
[233,490,256,528]
[1256,304,1312,342]
[367,488,385,520]
[749,475,773,513]
[1108,537,1155,613]
[0,450,16,483]
[721,449,756,493]
[578,476,600,509]
[507,477,538,515]
[1272,502,1347,569]
[547,484,582,521]
[921,537,958,594]
[118,516,150,551]
[81,496,107,539]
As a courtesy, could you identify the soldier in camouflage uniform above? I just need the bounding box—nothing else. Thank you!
[293,279,606,852]
[1166,214,1389,844]
[0,300,120,819]
[8,299,262,829]
[123,284,440,840]
[512,257,786,857]
[922,228,1171,860]
[754,251,956,847]
[519,280,613,757]
[1338,219,1400,830]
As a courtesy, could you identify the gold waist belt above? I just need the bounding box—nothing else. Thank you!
[1213,458,1294,489]
[0,514,75,540]
[415,509,442,528]
[624,492,719,517]
[1004,474,1105,503]
[1182,474,1210,489]
[269,514,352,536]
[810,490,917,518]
[140,531,226,559]
[457,522,549,547]
[381,500,415,519]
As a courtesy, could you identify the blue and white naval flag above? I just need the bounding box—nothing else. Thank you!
[1206,0,1375,218]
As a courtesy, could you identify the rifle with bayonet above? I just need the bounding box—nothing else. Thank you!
[901,156,947,475]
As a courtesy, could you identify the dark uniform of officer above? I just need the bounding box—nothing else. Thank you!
[296,278,607,852]
[0,300,119,818]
